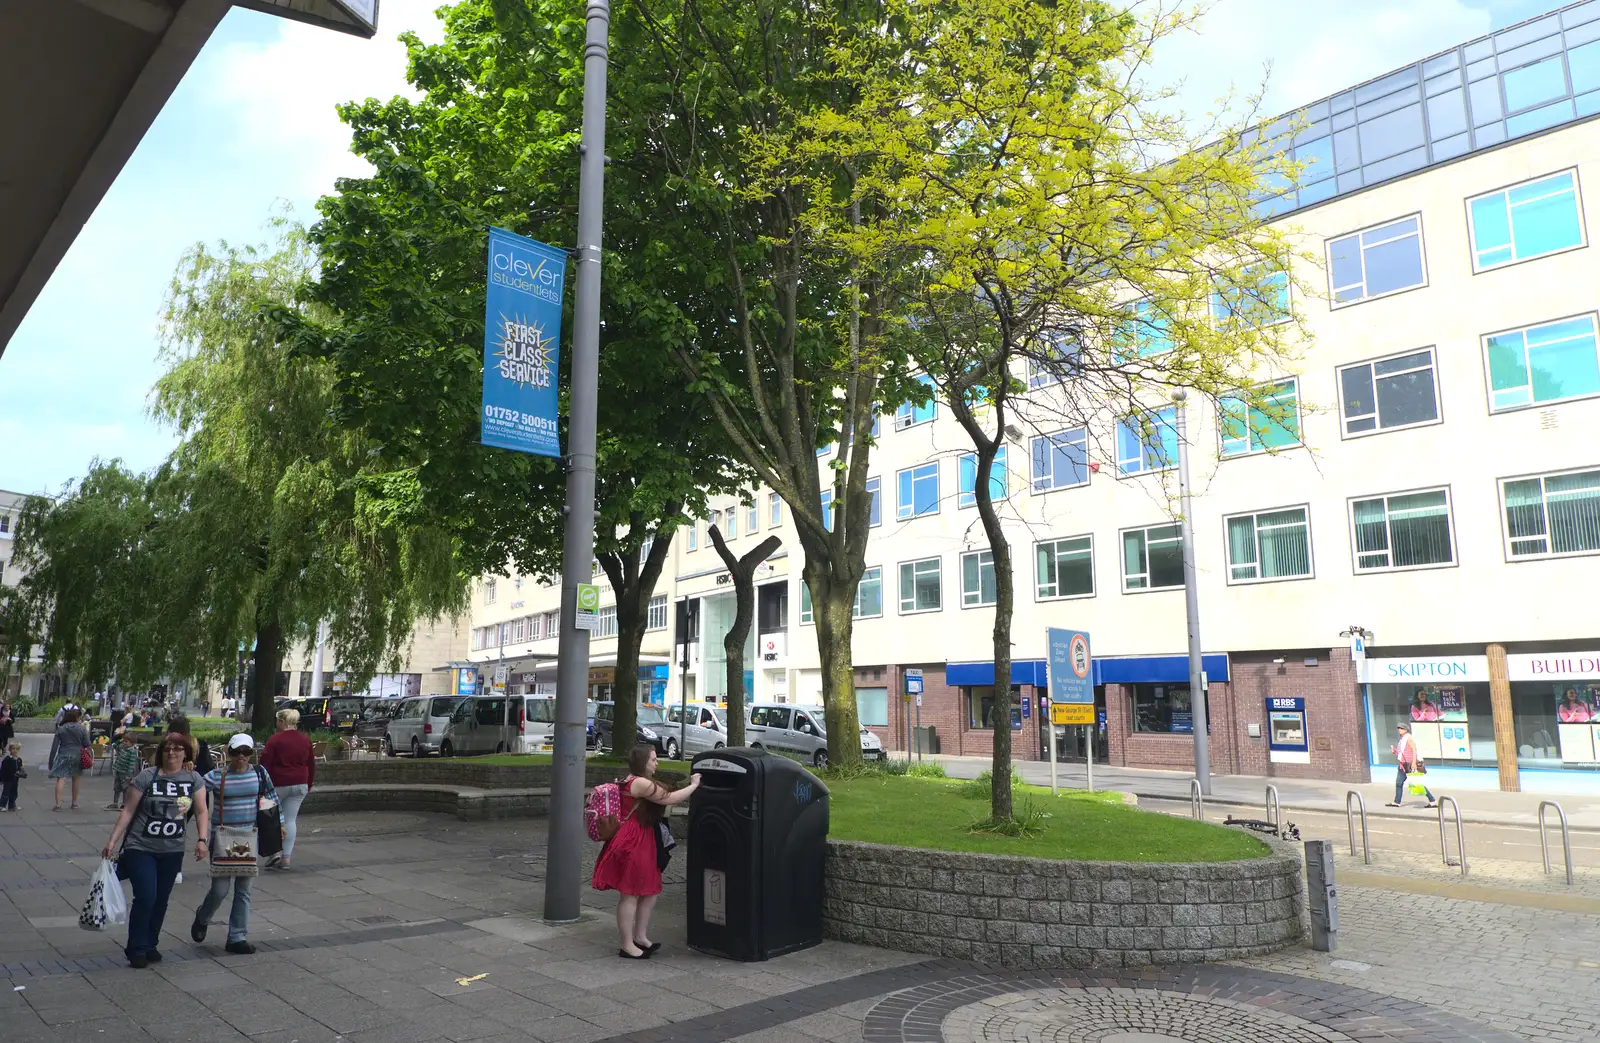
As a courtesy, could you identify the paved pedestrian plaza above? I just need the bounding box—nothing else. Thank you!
[2,765,1597,1043]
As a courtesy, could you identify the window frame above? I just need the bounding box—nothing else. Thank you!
[745,503,759,533]
[895,462,941,520]
[1335,347,1444,440]
[1346,485,1458,575]
[959,549,996,608]
[894,375,937,430]
[1480,311,1600,414]
[1210,265,1291,329]
[768,492,782,528]
[1223,504,1315,585]
[896,556,943,615]
[646,594,669,631]
[1115,405,1178,476]
[1120,522,1185,593]
[799,581,813,626]
[866,476,882,527]
[1219,378,1303,459]
[1465,167,1587,274]
[853,566,884,619]
[1326,213,1429,309]
[1496,465,1600,563]
[1029,427,1090,494]
[1034,534,1096,602]
[957,446,1008,508]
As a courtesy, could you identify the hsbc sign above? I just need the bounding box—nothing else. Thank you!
[761,633,787,663]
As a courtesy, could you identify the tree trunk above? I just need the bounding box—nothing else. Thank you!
[250,622,283,735]
[974,454,1015,823]
[709,527,781,749]
[611,614,646,755]
[596,520,679,759]
[808,568,863,766]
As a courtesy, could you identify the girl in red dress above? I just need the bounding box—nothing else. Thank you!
[592,744,701,959]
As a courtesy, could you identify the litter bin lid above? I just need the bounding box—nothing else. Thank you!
[692,747,764,776]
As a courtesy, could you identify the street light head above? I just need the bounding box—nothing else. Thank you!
[1170,388,1188,404]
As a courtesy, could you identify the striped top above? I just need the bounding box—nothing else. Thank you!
[203,765,276,829]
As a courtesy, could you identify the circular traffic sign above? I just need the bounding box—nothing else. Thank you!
[1069,633,1090,679]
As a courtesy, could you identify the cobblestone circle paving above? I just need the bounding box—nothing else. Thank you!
[862,968,1530,1043]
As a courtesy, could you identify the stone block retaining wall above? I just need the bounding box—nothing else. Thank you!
[822,839,1305,969]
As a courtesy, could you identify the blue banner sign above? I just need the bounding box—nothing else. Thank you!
[482,227,566,457]
[1047,627,1093,705]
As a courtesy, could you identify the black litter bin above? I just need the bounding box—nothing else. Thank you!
[687,747,829,961]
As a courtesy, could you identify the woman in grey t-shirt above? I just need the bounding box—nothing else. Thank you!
[102,733,210,968]
[48,707,91,810]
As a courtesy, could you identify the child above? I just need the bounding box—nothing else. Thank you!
[1,740,23,812]
[107,728,140,811]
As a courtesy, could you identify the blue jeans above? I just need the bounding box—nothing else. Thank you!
[122,849,184,958]
[195,873,254,943]
[275,784,308,861]
[1395,764,1434,804]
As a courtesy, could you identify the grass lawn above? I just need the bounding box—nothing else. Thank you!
[827,775,1268,863]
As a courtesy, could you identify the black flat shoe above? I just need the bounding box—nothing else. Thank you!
[145,949,162,963]
[635,942,662,955]
[190,920,207,943]
[127,953,148,969]
[224,940,256,955]
[617,948,650,960]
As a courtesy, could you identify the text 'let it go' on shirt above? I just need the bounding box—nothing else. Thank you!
[123,768,204,855]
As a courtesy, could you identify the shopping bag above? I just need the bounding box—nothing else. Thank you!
[1406,772,1429,796]
[78,859,124,930]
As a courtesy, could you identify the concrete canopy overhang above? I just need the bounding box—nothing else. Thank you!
[0,0,376,356]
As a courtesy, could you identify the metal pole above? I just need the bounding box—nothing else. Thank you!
[1085,724,1093,793]
[915,697,922,763]
[1049,713,1058,795]
[544,0,611,926]
[1171,389,1211,795]
[309,620,327,704]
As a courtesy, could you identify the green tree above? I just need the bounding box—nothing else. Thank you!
[707,521,781,747]
[289,0,751,751]
[801,0,1304,818]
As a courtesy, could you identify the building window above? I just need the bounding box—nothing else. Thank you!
[1468,169,1584,272]
[646,594,669,630]
[688,519,698,551]
[820,489,834,532]
[529,615,543,641]
[1114,299,1173,362]
[866,476,882,527]
[1027,336,1080,388]
[769,492,782,528]
[512,617,526,643]
[800,581,813,625]
[1132,684,1202,733]
[1350,488,1455,572]
[854,567,883,619]
[595,605,618,638]
[898,557,942,614]
[1484,314,1600,412]
[0,513,10,536]
[895,375,936,429]
[960,550,996,607]
[725,508,738,538]
[958,448,1007,507]
[1036,536,1094,600]
[1030,428,1089,493]
[544,610,559,638]
[484,579,497,605]
[1501,468,1600,560]
[710,509,722,535]
[1328,215,1426,305]
[1211,266,1290,327]
[1122,524,1183,591]
[1115,406,1178,475]
[856,687,889,728]
[1220,379,1301,458]
[965,684,1023,730]
[746,503,759,533]
[1226,507,1312,582]
[1338,349,1440,437]
[896,462,940,520]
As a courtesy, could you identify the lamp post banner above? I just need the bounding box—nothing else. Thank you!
[482,227,566,457]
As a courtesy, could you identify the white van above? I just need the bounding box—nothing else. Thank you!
[746,703,885,767]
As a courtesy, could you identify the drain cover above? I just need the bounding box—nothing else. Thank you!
[353,915,399,926]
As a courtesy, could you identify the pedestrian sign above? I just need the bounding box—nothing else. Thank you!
[575,583,600,631]
[1051,702,1093,725]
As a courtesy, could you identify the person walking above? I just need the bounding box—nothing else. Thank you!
[1389,723,1437,808]
[48,707,91,811]
[163,715,215,775]
[1,740,23,812]
[591,745,700,959]
[107,728,141,810]
[101,733,209,968]
[191,734,275,955]
[0,699,15,750]
[260,708,314,870]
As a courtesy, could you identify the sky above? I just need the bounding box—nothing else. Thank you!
[0,0,1565,495]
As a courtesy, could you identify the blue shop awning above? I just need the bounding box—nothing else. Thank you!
[945,654,1229,689]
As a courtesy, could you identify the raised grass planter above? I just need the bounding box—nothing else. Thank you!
[822,838,1305,969]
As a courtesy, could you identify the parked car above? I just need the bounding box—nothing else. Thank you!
[664,702,731,756]
[517,696,558,752]
[593,702,682,759]
[384,695,463,757]
[353,701,404,747]
[440,695,518,757]
[746,702,883,767]
[585,701,598,749]
[293,696,368,732]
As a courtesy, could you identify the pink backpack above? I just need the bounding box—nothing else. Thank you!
[584,777,632,841]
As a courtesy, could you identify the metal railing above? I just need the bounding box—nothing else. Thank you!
[1265,784,1281,834]
[1538,800,1574,886]
[1345,790,1371,865]
[1437,795,1467,877]
[1189,777,1205,820]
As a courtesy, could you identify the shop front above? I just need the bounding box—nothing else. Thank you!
[1361,649,1600,792]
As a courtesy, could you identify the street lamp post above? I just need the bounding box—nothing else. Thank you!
[544,0,612,926]
[1171,389,1211,794]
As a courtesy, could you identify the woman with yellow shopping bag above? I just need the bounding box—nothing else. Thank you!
[1388,723,1437,809]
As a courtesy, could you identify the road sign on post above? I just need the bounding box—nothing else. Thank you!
[574,583,600,631]
[1047,628,1094,794]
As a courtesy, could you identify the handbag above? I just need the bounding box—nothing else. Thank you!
[80,747,94,771]
[655,819,676,872]
[209,770,259,877]
[254,766,284,859]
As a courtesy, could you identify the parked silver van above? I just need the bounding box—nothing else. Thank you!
[664,702,731,756]
[746,702,885,767]
[384,695,463,757]
[440,695,528,757]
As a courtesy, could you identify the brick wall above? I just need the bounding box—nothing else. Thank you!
[1227,648,1369,783]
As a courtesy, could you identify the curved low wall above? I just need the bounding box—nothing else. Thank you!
[822,839,1305,969]
[299,761,687,821]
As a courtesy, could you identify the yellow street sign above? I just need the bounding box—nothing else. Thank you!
[1051,703,1093,725]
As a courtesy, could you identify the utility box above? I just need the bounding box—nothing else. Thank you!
[1305,839,1338,952]
[913,725,940,755]
[687,747,829,961]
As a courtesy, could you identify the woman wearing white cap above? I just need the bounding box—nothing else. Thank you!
[190,733,276,954]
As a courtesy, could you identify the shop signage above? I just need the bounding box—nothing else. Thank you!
[761,633,787,662]
[481,227,565,457]
[904,668,924,695]
[1508,652,1600,681]
[1266,696,1310,764]
[1359,656,1489,684]
[456,668,479,697]
[588,667,615,684]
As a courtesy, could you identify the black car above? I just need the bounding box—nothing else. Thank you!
[593,702,680,759]
[352,701,403,743]
[290,696,368,732]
